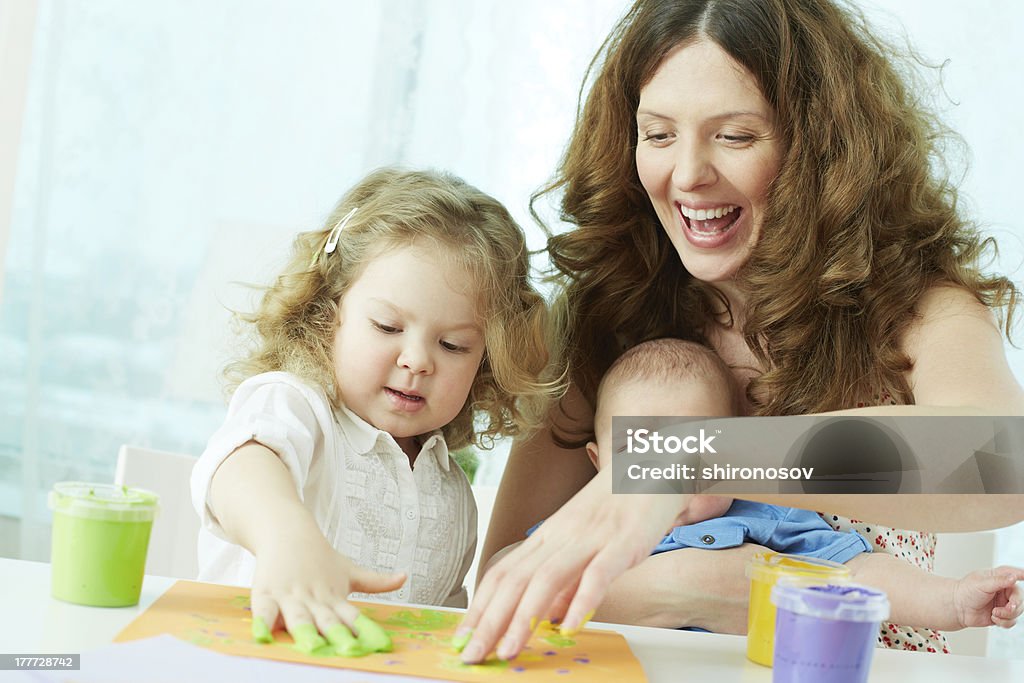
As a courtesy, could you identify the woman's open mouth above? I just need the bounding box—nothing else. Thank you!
[679,204,742,248]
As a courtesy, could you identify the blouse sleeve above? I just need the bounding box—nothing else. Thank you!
[190,372,329,541]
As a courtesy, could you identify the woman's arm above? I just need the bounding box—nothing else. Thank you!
[744,287,1024,528]
[723,494,1023,532]
[898,285,1024,414]
[478,388,598,577]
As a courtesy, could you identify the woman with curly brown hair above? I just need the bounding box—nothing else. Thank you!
[458,0,1024,663]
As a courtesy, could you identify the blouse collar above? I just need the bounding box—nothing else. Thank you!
[336,403,450,472]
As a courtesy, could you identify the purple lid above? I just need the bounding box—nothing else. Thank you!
[771,581,890,622]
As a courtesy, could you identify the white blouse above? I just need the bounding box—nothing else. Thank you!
[190,371,477,607]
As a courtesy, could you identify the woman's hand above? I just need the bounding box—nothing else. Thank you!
[674,495,733,526]
[457,467,688,663]
[250,524,405,653]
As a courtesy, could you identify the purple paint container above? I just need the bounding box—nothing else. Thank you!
[770,581,889,683]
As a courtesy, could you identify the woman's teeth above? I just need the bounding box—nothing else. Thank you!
[679,204,740,233]
[679,204,739,221]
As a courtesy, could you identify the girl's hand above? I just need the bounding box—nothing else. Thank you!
[207,442,403,653]
[250,527,406,654]
[456,467,688,663]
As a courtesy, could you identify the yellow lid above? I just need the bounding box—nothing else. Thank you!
[745,551,851,583]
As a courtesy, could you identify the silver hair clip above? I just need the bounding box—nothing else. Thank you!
[324,207,358,255]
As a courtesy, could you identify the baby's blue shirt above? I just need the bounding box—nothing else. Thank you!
[650,499,870,563]
[526,499,870,563]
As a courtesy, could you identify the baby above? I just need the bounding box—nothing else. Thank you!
[191,168,557,653]
[576,338,1023,638]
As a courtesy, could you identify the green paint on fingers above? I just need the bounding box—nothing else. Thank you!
[290,623,328,654]
[355,613,393,653]
[251,616,273,644]
[451,630,472,653]
[326,623,369,657]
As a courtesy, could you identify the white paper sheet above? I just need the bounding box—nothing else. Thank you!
[8,635,454,683]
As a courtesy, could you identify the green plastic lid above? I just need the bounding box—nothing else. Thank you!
[48,482,160,522]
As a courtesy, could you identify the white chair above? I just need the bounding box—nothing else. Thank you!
[114,444,200,579]
[933,530,997,656]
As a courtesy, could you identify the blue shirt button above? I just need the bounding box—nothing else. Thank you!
[700,534,715,545]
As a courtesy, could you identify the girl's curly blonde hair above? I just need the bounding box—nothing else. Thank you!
[227,167,560,450]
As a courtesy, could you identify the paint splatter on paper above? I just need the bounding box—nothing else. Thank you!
[115,581,647,682]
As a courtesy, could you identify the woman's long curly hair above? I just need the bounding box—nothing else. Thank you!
[227,167,561,450]
[541,0,1018,440]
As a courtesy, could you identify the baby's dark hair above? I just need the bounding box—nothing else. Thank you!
[597,338,739,415]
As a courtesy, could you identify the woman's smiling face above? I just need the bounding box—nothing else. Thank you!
[635,39,783,286]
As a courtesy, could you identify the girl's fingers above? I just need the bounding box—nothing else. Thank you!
[278,600,326,653]
[310,602,343,641]
[251,614,274,643]
[354,613,393,652]
[289,622,329,654]
[349,565,406,594]
[325,622,364,656]
[324,599,393,656]
[250,591,280,643]
[334,600,363,631]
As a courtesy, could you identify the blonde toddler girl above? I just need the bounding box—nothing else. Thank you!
[191,168,555,652]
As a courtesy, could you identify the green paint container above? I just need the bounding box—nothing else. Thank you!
[48,482,159,607]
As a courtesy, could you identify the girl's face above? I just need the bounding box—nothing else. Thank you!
[635,39,783,286]
[332,244,484,453]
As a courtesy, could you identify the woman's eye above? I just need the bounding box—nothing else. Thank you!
[642,132,673,144]
[720,133,754,143]
[372,321,400,333]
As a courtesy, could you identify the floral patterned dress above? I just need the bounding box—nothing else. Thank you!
[820,389,949,654]
[823,514,949,653]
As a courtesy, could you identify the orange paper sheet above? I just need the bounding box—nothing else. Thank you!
[115,581,648,682]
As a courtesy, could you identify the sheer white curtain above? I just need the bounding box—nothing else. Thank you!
[1,0,1022,657]
[0,0,626,559]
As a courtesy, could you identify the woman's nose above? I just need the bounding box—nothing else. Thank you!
[672,141,717,192]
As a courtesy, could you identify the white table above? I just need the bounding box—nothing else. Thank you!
[1,558,1020,681]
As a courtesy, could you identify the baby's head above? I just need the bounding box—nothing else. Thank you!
[232,168,555,450]
[587,338,737,472]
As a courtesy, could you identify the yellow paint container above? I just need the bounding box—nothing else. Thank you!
[745,552,850,666]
